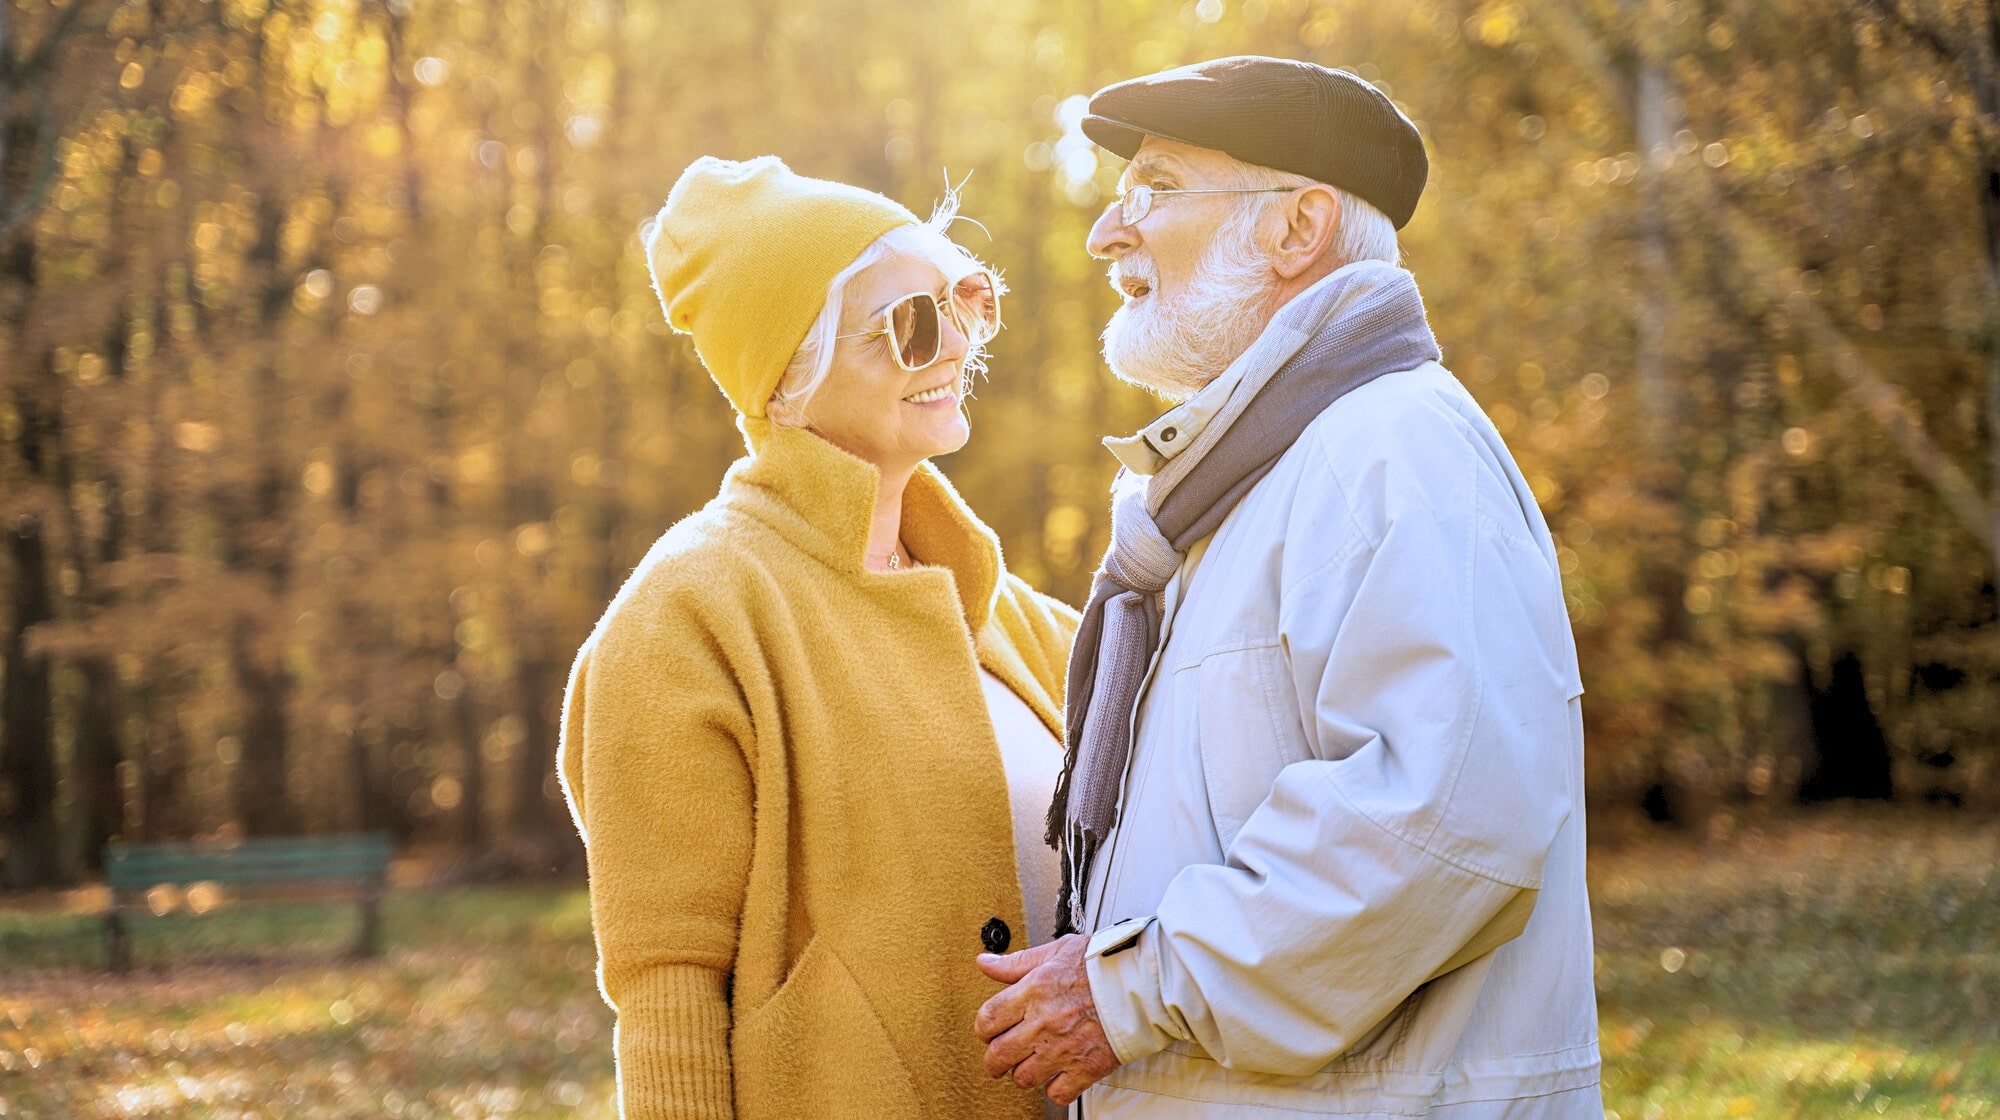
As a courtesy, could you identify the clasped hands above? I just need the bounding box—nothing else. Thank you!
[974,933,1121,1107]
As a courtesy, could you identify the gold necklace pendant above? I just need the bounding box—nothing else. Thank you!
[887,553,900,570]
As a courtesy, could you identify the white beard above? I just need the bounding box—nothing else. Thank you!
[1101,208,1281,402]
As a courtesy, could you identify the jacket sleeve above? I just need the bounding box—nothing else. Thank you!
[560,604,755,1120]
[1086,414,1578,1076]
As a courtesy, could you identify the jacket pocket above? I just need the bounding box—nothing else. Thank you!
[1194,644,1312,853]
[732,935,923,1120]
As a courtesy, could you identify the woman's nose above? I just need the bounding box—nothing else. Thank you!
[937,311,971,364]
[1087,201,1137,260]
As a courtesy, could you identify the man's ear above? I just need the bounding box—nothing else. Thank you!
[1272,184,1342,280]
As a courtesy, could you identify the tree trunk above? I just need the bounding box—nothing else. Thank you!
[1974,2,2000,570]
[589,376,626,609]
[68,450,129,872]
[454,675,486,851]
[345,725,378,834]
[221,191,298,837]
[1799,651,1896,802]
[513,653,579,874]
[1633,43,1672,445]
[230,618,296,836]
[511,655,559,843]
[1625,0,1697,819]
[383,730,421,845]
[2,516,61,889]
[74,656,124,870]
[0,65,63,887]
[137,684,193,841]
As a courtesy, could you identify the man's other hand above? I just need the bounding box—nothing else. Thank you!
[974,934,1120,1106]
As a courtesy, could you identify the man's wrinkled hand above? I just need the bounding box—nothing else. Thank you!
[974,933,1120,1106]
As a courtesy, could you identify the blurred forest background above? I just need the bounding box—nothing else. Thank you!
[1,0,1997,890]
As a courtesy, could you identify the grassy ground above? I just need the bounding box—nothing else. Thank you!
[1,889,614,1119]
[1590,810,2000,1120]
[2,810,1996,1118]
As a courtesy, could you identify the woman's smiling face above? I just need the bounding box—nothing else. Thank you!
[801,248,975,476]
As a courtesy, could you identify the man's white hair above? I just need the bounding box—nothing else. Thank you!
[1226,155,1400,267]
[769,192,1001,426]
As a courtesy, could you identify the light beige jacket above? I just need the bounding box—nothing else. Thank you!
[1077,362,1602,1118]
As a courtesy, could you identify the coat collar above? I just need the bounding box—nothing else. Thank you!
[724,416,1003,633]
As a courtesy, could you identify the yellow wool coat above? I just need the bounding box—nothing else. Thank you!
[559,421,1079,1120]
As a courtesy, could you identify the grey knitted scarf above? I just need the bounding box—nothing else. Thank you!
[1047,260,1441,937]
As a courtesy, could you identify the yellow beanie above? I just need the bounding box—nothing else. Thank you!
[647,156,919,418]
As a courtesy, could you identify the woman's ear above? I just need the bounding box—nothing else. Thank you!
[1272,185,1342,280]
[766,392,808,428]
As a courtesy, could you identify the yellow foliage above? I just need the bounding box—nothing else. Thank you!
[3,0,1994,864]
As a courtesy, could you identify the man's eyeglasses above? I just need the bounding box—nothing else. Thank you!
[837,271,1001,372]
[1113,184,1299,227]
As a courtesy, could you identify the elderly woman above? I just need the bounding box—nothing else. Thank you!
[557,156,1076,1120]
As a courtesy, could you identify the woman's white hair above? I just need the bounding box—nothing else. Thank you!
[1228,157,1399,267]
[768,190,1003,426]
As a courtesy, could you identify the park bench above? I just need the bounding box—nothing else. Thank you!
[102,833,393,973]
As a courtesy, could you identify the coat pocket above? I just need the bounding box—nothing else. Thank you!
[732,935,923,1120]
[1194,643,1312,854]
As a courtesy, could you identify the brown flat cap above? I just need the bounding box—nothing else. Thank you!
[1082,55,1428,229]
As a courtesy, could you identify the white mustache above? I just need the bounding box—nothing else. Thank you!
[1108,255,1157,294]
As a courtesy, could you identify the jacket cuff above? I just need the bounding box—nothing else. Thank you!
[612,962,735,1120]
[1084,917,1178,1064]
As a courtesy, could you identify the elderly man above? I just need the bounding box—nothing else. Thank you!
[974,56,1601,1118]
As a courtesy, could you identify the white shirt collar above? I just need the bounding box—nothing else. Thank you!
[1101,359,1248,476]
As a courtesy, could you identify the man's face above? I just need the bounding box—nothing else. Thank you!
[1087,138,1247,310]
[1087,137,1283,400]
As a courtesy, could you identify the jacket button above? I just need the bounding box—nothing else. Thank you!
[980,917,1011,954]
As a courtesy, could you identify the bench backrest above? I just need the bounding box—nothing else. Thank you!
[105,834,393,891]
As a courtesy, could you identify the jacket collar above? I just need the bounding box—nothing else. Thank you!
[725,416,1002,633]
[1102,355,1249,476]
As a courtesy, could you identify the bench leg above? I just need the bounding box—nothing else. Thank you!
[353,883,383,960]
[105,904,131,974]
